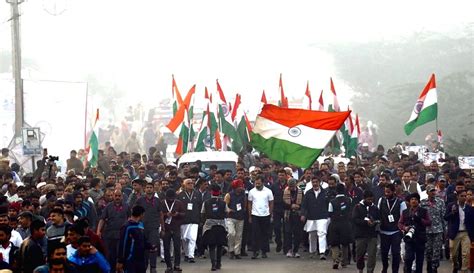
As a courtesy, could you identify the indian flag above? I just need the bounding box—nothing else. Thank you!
[404,74,437,136]
[87,109,99,167]
[251,104,350,168]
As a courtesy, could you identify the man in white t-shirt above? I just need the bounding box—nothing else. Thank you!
[248,176,274,259]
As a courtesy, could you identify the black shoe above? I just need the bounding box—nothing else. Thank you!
[229,251,235,259]
[188,258,195,263]
[235,255,242,259]
[165,268,173,273]
[240,252,248,257]
[211,266,217,271]
[262,252,268,258]
[216,263,221,269]
[276,245,282,253]
[333,264,339,269]
[173,266,182,272]
[184,256,189,262]
[251,252,259,259]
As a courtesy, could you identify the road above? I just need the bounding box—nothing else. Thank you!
[153,246,457,273]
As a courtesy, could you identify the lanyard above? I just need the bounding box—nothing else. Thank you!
[164,200,176,212]
[185,190,194,201]
[386,198,398,214]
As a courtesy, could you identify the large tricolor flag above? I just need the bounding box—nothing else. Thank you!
[404,74,438,135]
[87,109,99,167]
[251,104,350,168]
[195,87,219,152]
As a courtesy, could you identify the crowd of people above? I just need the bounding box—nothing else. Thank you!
[0,140,473,273]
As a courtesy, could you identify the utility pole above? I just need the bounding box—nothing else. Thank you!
[7,0,24,137]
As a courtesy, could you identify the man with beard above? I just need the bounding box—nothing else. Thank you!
[248,176,274,259]
[270,169,287,253]
[162,189,185,273]
[327,184,352,269]
[352,190,380,273]
[136,182,163,273]
[378,183,406,273]
[97,190,129,273]
[177,178,202,263]
[301,176,329,260]
[224,179,246,259]
[398,193,431,273]
[283,178,303,258]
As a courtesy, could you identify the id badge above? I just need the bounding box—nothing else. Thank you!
[165,217,172,224]
[388,214,395,223]
[236,203,242,211]
[187,203,193,211]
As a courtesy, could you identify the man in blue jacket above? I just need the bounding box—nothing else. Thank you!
[116,205,146,273]
[68,236,110,273]
[444,190,474,273]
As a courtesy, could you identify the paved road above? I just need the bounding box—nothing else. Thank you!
[154,247,457,273]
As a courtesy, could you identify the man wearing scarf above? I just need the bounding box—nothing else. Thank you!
[224,179,247,259]
[283,178,303,258]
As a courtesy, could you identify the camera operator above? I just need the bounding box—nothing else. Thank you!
[398,193,431,273]
[352,190,380,273]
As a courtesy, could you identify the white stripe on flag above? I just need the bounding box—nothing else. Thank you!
[253,116,336,149]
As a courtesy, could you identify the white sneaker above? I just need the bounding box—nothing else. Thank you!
[293,253,300,258]
[286,251,293,258]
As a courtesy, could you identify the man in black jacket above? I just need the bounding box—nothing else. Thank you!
[18,220,46,273]
[398,193,431,273]
[270,169,287,253]
[377,183,406,273]
[352,190,380,273]
[178,178,202,263]
[301,176,329,260]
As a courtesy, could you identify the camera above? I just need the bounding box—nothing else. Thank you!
[48,156,59,161]
[403,226,415,242]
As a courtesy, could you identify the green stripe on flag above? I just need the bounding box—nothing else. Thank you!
[88,131,99,167]
[404,104,438,135]
[250,132,323,168]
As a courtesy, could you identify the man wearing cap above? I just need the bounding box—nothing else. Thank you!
[421,184,445,273]
[177,178,202,263]
[17,210,33,239]
[398,193,432,273]
[283,178,303,258]
[224,179,246,259]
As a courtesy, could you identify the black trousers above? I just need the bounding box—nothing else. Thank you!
[104,238,119,273]
[163,229,181,268]
[273,211,284,248]
[209,245,223,267]
[283,213,302,254]
[404,241,425,273]
[380,232,402,273]
[252,215,270,253]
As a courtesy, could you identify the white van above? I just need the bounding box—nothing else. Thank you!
[177,151,239,173]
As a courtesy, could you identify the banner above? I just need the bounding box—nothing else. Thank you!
[459,156,474,170]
